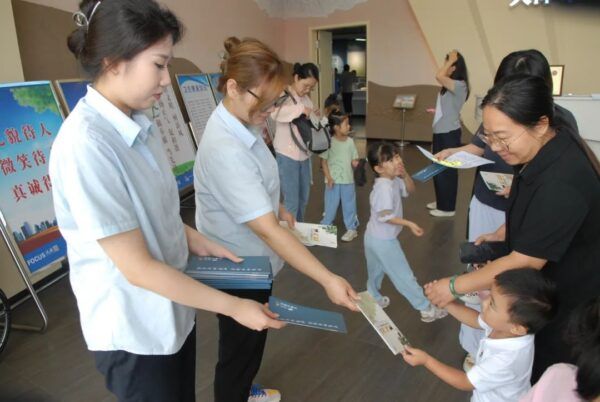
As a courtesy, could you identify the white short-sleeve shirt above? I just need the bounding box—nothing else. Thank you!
[49,86,195,354]
[194,103,284,275]
[467,315,535,402]
[365,177,408,240]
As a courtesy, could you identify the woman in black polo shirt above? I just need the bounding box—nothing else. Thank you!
[433,49,581,369]
[425,75,600,383]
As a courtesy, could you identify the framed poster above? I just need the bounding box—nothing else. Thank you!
[146,84,197,193]
[550,65,564,96]
[55,79,90,114]
[0,81,67,274]
[55,80,196,194]
[208,72,224,104]
[176,74,218,144]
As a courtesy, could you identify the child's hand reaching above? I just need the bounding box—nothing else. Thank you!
[351,159,359,169]
[401,346,430,367]
[326,176,335,189]
[408,222,424,237]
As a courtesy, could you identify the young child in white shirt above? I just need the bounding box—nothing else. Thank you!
[364,142,447,322]
[402,268,558,402]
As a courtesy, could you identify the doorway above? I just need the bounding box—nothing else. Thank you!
[309,23,368,114]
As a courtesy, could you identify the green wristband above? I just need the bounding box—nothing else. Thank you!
[449,274,463,299]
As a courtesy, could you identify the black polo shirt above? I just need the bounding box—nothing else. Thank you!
[472,105,579,212]
[506,128,600,377]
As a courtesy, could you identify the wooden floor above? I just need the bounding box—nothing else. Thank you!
[0,133,475,401]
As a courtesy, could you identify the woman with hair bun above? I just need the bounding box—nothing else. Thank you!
[194,38,358,402]
[271,62,320,222]
[51,1,285,401]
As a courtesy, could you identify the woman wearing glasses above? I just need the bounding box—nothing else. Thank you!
[425,74,600,384]
[193,37,358,402]
[271,62,320,222]
[433,50,580,369]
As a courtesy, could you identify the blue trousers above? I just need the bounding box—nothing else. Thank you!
[364,233,430,311]
[276,153,311,221]
[320,183,359,230]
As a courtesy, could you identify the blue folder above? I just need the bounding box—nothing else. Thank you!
[185,256,272,279]
[185,256,273,290]
[412,163,448,182]
[269,296,347,333]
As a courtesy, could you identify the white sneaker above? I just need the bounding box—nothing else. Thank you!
[341,229,358,242]
[420,305,448,323]
[429,209,455,217]
[377,296,390,308]
[426,201,437,210]
[463,353,476,372]
[248,384,281,402]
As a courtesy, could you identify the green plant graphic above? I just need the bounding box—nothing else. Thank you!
[10,86,59,115]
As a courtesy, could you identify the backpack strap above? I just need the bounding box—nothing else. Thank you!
[289,122,309,154]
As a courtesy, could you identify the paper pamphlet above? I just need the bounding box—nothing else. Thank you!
[269,296,347,333]
[280,221,338,248]
[355,291,411,355]
[416,146,494,169]
[479,171,513,192]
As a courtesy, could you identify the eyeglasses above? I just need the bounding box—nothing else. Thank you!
[247,89,290,112]
[477,128,527,151]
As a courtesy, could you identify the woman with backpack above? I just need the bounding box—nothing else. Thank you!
[271,63,320,222]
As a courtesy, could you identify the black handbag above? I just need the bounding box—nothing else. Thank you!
[353,158,367,187]
[459,241,510,264]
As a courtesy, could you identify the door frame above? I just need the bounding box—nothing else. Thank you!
[308,21,370,109]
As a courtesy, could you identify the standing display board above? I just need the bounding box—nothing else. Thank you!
[0,81,67,274]
[147,84,197,193]
[53,81,197,195]
[208,73,224,104]
[54,79,90,114]
[176,74,218,144]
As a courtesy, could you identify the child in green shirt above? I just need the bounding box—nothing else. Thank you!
[320,110,360,242]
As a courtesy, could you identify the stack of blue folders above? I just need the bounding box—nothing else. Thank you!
[185,256,272,290]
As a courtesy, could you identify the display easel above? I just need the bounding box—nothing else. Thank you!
[393,94,417,148]
[0,80,70,334]
[0,212,49,332]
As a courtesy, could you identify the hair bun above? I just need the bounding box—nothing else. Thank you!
[67,27,87,57]
[224,36,241,55]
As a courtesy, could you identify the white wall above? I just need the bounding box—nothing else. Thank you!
[21,0,286,73]
[0,0,24,82]
[409,0,600,132]
[281,0,437,87]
